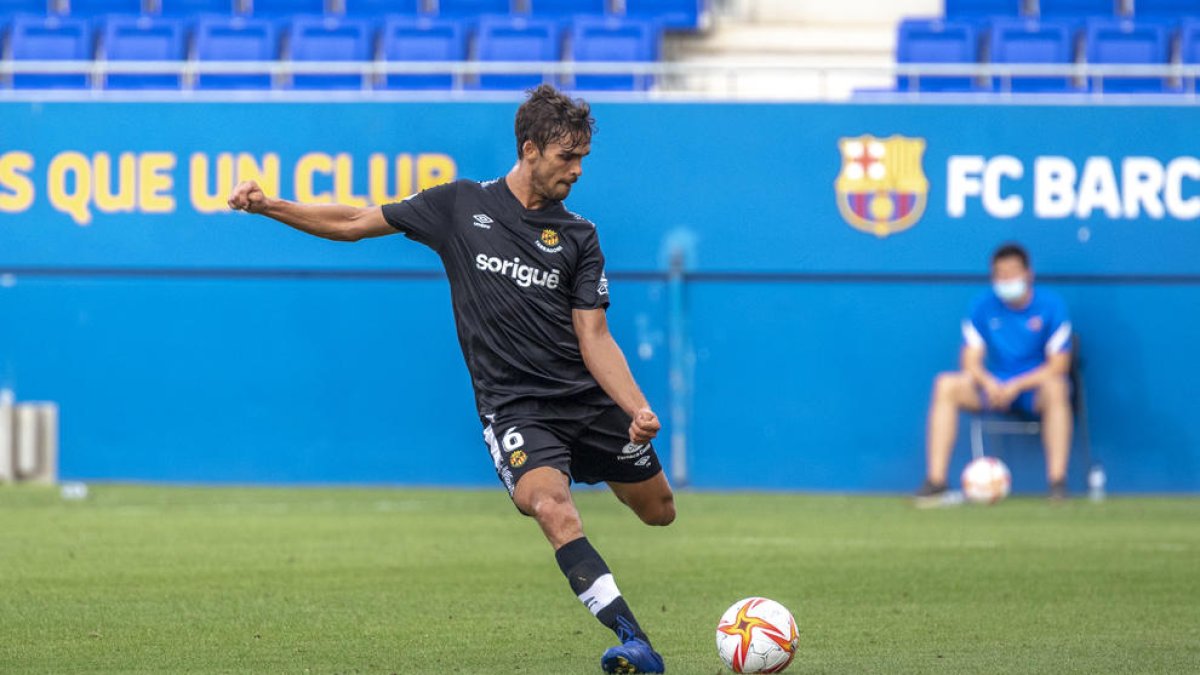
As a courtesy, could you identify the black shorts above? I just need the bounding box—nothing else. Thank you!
[480,398,663,500]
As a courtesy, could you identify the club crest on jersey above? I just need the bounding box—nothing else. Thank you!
[834,134,929,238]
[536,228,563,253]
[509,450,528,468]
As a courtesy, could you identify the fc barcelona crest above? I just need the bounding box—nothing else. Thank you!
[834,135,929,238]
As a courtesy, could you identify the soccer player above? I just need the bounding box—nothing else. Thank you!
[227,85,672,674]
[915,242,1073,506]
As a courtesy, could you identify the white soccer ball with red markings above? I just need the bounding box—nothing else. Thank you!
[962,456,1012,504]
[715,597,799,673]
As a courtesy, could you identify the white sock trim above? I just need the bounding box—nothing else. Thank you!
[578,573,621,616]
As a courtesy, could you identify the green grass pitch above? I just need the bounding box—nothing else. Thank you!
[2,485,1197,674]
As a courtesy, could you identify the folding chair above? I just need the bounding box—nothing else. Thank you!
[969,336,1097,488]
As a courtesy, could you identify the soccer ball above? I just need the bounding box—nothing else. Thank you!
[961,456,1012,504]
[715,597,799,673]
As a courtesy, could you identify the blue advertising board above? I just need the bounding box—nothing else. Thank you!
[1,101,1197,492]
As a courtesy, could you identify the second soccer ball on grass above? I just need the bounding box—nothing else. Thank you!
[962,456,1012,504]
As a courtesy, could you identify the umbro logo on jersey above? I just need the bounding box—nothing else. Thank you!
[472,214,494,229]
[597,272,609,296]
[475,253,561,290]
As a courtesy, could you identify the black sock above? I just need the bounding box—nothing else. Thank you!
[554,536,650,645]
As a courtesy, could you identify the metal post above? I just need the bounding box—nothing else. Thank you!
[0,389,12,482]
[667,246,690,487]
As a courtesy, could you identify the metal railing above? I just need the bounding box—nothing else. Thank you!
[0,60,1198,101]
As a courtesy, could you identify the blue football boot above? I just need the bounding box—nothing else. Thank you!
[600,638,665,674]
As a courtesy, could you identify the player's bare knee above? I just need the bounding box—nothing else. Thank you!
[528,489,576,523]
[1040,376,1070,407]
[640,495,676,527]
[933,372,965,401]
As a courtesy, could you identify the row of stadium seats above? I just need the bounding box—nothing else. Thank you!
[0,0,706,31]
[897,17,1200,92]
[0,14,659,90]
[945,0,1200,17]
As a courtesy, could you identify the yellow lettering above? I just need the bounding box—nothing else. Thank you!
[93,152,137,213]
[139,152,175,213]
[0,152,35,212]
[294,152,333,203]
[333,153,368,208]
[368,153,414,204]
[417,153,456,191]
[237,153,279,198]
[47,151,93,226]
[190,152,235,214]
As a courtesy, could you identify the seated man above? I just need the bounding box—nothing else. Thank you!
[916,242,1073,505]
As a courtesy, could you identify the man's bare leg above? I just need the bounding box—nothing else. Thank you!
[514,467,662,670]
[513,466,583,549]
[925,372,984,485]
[1036,375,1073,488]
[608,472,676,527]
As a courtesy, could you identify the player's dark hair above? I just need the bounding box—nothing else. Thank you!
[992,242,1030,269]
[514,84,595,160]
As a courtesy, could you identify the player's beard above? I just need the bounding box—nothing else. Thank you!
[533,165,574,202]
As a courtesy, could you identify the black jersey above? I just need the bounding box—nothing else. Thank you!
[382,177,612,415]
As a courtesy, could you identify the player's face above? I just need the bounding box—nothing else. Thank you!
[529,139,590,202]
[992,257,1029,284]
[991,257,1032,304]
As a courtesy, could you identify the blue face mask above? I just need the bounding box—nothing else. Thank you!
[993,278,1028,303]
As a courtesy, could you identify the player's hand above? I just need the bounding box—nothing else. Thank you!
[991,382,1021,410]
[629,407,661,444]
[980,377,1006,410]
[227,180,270,214]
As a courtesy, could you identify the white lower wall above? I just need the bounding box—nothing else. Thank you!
[729,0,942,23]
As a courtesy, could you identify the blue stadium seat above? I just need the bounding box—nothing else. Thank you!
[474,16,559,90]
[1037,0,1118,16]
[194,17,276,89]
[343,0,423,16]
[434,0,512,17]
[896,18,982,91]
[65,0,146,15]
[100,16,186,89]
[1131,0,1200,17]
[1085,19,1172,92]
[989,18,1081,91]
[1183,17,1200,91]
[250,0,327,16]
[944,0,1023,17]
[529,0,609,20]
[567,17,657,91]
[158,0,241,16]
[286,17,371,90]
[1183,18,1200,63]
[624,0,704,31]
[0,0,53,15]
[379,17,465,89]
[9,16,92,89]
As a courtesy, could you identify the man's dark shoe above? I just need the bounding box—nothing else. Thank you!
[914,480,962,508]
[1049,480,1069,501]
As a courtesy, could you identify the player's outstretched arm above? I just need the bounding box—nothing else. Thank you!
[573,308,661,444]
[226,180,394,242]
